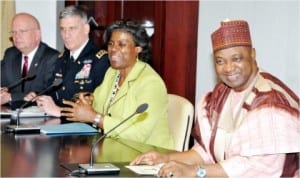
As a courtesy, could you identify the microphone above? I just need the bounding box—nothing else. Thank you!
[78,103,148,175]
[20,78,63,109]
[1,74,36,91]
[5,79,63,133]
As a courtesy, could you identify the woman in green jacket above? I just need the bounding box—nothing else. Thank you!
[61,19,174,150]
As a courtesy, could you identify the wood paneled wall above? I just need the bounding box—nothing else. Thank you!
[65,1,199,104]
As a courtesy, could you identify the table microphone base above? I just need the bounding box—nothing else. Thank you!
[5,124,40,134]
[79,163,120,175]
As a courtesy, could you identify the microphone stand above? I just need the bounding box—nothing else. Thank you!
[14,100,32,127]
[6,106,40,134]
[89,111,137,167]
[5,79,63,133]
[79,103,148,175]
[16,108,23,127]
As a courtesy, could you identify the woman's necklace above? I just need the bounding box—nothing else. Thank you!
[106,72,121,114]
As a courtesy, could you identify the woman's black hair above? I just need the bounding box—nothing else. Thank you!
[103,19,152,63]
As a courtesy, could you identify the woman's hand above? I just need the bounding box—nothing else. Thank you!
[61,93,96,123]
[73,92,93,104]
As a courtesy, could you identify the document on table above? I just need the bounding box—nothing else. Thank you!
[40,122,98,135]
[125,163,164,175]
[8,106,47,118]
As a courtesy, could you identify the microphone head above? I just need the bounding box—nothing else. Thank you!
[52,78,63,87]
[7,74,37,90]
[136,103,148,113]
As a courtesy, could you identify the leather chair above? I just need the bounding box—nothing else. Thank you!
[167,94,194,151]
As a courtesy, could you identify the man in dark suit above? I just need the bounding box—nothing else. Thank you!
[25,6,110,121]
[1,13,59,106]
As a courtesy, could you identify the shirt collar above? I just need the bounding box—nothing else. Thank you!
[70,39,89,61]
[22,45,38,65]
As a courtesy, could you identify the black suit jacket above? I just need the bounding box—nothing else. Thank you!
[1,42,59,103]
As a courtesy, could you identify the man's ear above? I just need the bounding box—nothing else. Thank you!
[84,23,90,35]
[251,48,256,59]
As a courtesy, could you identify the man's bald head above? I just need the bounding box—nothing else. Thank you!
[11,13,42,54]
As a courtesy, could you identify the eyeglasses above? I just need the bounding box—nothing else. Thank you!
[9,29,37,36]
[113,19,155,37]
[115,19,140,27]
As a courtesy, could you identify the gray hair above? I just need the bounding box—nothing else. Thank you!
[59,5,88,24]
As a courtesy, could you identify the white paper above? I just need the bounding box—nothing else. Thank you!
[11,106,47,118]
[126,163,164,175]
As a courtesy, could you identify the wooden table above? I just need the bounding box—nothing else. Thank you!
[1,116,170,177]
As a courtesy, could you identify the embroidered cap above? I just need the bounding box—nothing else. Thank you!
[211,19,252,52]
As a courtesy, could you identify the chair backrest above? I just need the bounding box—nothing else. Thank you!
[167,94,194,152]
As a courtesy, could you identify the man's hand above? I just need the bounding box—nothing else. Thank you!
[24,92,37,102]
[36,95,61,117]
[0,88,11,105]
[130,151,169,166]
[157,161,198,178]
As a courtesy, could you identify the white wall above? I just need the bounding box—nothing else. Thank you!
[196,1,300,101]
[15,0,64,51]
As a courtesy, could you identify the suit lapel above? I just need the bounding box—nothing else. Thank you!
[108,62,147,109]
[77,40,96,60]
[13,52,22,80]
[28,43,43,76]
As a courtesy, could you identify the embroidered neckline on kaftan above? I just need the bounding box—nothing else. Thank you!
[230,90,246,120]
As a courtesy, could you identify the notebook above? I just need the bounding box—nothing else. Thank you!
[40,122,98,135]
